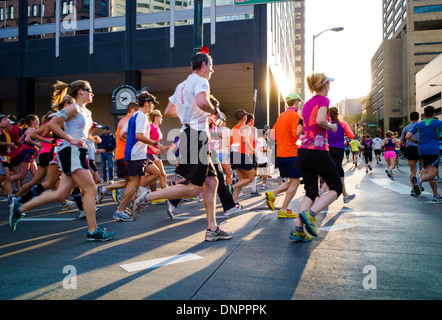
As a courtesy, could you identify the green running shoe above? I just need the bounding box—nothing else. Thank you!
[265,191,275,210]
[289,229,312,242]
[86,225,115,242]
[9,198,25,231]
[299,209,317,237]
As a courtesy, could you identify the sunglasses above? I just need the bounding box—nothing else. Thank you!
[81,87,93,94]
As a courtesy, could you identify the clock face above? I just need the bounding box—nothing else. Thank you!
[113,86,137,110]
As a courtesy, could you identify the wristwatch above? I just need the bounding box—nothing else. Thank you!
[154,141,158,147]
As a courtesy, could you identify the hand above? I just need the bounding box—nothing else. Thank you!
[71,139,86,148]
[153,148,161,155]
[158,144,167,153]
[330,123,338,133]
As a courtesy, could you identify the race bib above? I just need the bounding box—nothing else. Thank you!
[230,143,240,152]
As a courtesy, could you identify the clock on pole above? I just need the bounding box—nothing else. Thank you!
[111,85,137,128]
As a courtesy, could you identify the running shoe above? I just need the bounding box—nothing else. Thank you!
[9,198,25,231]
[416,177,423,191]
[289,229,312,242]
[265,191,276,210]
[299,209,317,237]
[227,184,235,195]
[432,195,442,202]
[368,165,372,171]
[0,196,8,202]
[113,209,134,221]
[410,190,417,197]
[133,189,150,214]
[385,170,391,178]
[278,209,297,219]
[390,175,395,180]
[96,186,107,204]
[224,203,242,216]
[205,226,233,242]
[61,200,76,211]
[165,200,175,219]
[151,199,167,205]
[343,194,356,203]
[411,177,421,195]
[112,189,121,203]
[250,191,261,197]
[86,224,115,242]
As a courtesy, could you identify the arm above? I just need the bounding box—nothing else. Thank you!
[340,121,354,140]
[195,91,217,115]
[164,102,178,118]
[119,118,129,142]
[48,104,85,147]
[316,106,337,132]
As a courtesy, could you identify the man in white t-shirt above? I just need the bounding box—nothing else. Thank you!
[372,134,383,164]
[115,92,166,221]
[133,52,232,242]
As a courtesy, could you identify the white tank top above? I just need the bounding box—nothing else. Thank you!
[63,104,92,147]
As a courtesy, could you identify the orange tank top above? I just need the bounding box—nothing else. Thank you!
[115,116,130,160]
[230,123,253,155]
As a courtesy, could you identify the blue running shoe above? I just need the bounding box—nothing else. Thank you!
[113,209,134,221]
[299,209,317,237]
[9,198,25,231]
[86,225,115,242]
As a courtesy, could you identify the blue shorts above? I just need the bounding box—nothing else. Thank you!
[277,156,301,179]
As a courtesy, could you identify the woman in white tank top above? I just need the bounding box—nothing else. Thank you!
[10,80,114,242]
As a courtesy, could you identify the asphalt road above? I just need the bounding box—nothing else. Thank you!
[0,157,441,305]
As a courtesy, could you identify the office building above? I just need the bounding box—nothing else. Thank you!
[0,0,306,135]
[370,0,442,133]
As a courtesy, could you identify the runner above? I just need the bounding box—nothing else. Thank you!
[10,80,114,241]
[115,91,167,221]
[321,106,356,203]
[400,112,421,196]
[350,137,360,167]
[266,92,303,218]
[230,109,257,202]
[406,106,442,202]
[256,130,269,190]
[133,51,233,241]
[381,130,400,180]
[289,73,342,242]
[372,133,383,164]
[246,113,260,197]
[361,134,373,174]
[96,101,139,205]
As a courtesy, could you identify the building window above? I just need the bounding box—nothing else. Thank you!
[414,5,442,14]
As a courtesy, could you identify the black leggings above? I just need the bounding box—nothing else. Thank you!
[296,149,343,202]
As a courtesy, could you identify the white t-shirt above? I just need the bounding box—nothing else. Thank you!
[214,126,231,154]
[256,137,268,164]
[372,137,382,150]
[169,73,211,132]
[123,110,150,161]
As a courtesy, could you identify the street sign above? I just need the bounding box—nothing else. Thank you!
[368,124,377,127]
[234,0,296,6]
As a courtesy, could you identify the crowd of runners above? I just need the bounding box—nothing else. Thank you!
[3,51,442,243]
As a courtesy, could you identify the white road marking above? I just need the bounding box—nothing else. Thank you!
[120,253,203,272]
[370,178,431,195]
[21,218,76,222]
[318,223,360,232]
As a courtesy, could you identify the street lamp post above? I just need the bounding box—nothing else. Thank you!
[193,0,204,55]
[312,27,344,71]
